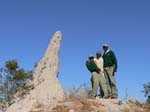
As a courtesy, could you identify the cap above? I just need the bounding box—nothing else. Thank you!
[89,54,94,58]
[103,44,109,47]
[96,51,101,54]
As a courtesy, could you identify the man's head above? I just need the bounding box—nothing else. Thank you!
[96,51,101,59]
[103,44,109,52]
[88,54,94,61]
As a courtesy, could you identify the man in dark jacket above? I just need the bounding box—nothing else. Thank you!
[103,44,118,98]
[86,54,108,98]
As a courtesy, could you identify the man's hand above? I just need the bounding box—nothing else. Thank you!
[114,67,117,72]
[96,68,101,72]
[86,60,89,65]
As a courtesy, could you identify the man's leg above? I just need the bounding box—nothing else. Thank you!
[103,70,111,96]
[90,77,93,89]
[91,72,99,97]
[105,67,118,97]
[100,87,104,98]
[99,72,108,98]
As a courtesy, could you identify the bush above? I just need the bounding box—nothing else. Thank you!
[0,60,33,106]
[142,82,150,104]
[66,84,93,112]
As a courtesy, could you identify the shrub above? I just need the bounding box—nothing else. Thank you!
[0,60,33,106]
[142,82,150,104]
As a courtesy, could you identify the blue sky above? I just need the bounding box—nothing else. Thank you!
[0,0,150,100]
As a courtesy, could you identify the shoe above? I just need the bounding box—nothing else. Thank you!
[111,95,118,99]
[103,96,109,99]
[98,95,103,98]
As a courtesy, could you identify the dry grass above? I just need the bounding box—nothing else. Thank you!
[120,107,133,112]
[51,86,94,112]
[143,103,150,112]
[28,86,150,112]
[51,105,69,112]
[121,100,150,112]
[27,86,95,112]
[79,91,93,112]
[67,87,93,112]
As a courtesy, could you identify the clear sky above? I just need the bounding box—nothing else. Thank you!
[0,0,150,100]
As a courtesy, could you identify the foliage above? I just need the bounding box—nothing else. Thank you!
[142,82,150,103]
[0,60,33,105]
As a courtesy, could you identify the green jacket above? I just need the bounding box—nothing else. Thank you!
[86,60,99,73]
[103,50,117,68]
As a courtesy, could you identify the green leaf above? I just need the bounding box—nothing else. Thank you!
[5,60,19,71]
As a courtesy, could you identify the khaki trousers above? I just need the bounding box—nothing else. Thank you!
[91,72,108,97]
[104,67,118,96]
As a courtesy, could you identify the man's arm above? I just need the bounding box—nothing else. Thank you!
[111,51,118,72]
[86,60,100,73]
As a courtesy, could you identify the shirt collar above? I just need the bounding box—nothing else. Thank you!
[105,49,110,54]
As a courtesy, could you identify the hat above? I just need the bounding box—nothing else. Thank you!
[89,54,94,58]
[103,44,109,47]
[96,51,101,54]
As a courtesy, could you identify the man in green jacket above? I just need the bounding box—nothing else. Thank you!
[102,44,118,98]
[86,54,108,98]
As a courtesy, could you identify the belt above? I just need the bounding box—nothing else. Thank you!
[104,66,113,69]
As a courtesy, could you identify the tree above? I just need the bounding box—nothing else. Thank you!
[0,60,33,105]
[143,82,150,103]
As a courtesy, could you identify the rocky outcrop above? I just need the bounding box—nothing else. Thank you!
[6,31,65,112]
[50,98,145,112]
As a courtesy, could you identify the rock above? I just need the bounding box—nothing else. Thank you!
[6,31,65,112]
[68,109,75,112]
